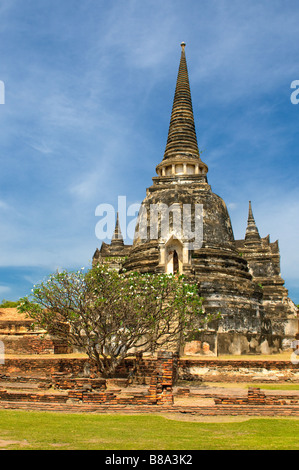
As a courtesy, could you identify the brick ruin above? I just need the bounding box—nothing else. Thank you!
[0,308,70,355]
[0,352,298,416]
[0,351,175,407]
[214,387,299,406]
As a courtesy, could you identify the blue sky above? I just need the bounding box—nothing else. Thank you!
[0,0,298,303]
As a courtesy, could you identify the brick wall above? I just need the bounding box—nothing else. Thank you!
[148,351,174,405]
[52,374,107,391]
[0,356,299,415]
[1,356,298,383]
[0,335,71,355]
[214,387,299,406]
[0,351,176,407]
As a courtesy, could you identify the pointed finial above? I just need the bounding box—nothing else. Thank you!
[248,201,254,220]
[155,41,208,178]
[162,42,202,162]
[245,201,260,242]
[111,212,124,246]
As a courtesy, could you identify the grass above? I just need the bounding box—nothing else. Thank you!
[0,410,298,450]
[1,351,297,450]
[245,383,299,391]
[181,352,293,361]
[200,382,299,391]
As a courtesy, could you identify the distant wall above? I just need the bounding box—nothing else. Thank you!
[184,332,290,356]
[0,334,71,355]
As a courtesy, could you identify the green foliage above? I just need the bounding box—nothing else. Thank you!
[0,299,21,308]
[18,265,211,376]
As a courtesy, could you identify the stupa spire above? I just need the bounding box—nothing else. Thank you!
[156,43,208,179]
[163,42,200,160]
[245,201,260,242]
[111,212,124,247]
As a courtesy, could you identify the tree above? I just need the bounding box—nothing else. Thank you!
[18,264,209,377]
[0,299,21,308]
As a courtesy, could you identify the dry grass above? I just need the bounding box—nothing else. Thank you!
[181,352,293,361]
[4,351,293,361]
[0,308,29,321]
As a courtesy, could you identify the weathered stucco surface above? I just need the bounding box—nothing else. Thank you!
[93,44,298,355]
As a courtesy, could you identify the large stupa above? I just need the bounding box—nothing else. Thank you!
[93,43,298,355]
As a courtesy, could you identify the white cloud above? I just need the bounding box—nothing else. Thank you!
[29,141,53,155]
[0,200,10,211]
[227,202,238,211]
[0,285,11,295]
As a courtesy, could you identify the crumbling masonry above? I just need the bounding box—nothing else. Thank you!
[93,43,298,355]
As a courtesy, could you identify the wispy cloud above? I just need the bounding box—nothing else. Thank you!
[0,285,11,296]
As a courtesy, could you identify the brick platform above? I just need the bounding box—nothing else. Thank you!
[0,399,298,417]
[0,379,298,416]
[0,353,298,416]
